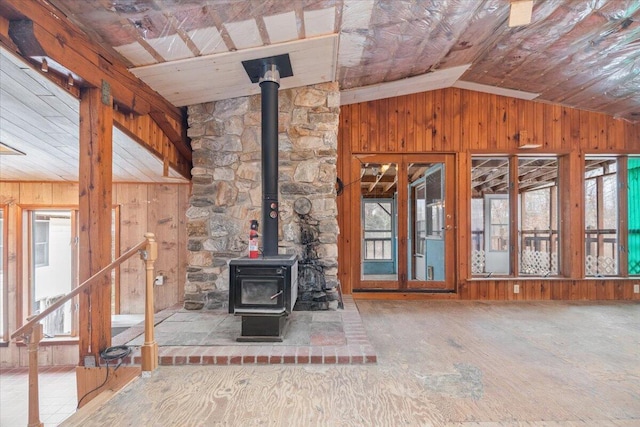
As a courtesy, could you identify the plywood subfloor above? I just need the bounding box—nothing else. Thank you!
[62,300,640,426]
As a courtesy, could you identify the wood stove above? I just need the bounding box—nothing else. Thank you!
[228,255,298,341]
[228,54,297,341]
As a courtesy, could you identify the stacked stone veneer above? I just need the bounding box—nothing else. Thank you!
[185,82,340,310]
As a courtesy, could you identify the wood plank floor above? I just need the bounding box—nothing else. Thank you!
[62,300,640,426]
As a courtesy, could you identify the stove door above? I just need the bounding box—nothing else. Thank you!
[233,267,286,315]
[239,277,283,306]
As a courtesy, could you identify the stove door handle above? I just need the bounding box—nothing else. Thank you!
[270,291,283,300]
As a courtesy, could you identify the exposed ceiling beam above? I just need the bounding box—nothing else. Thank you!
[341,64,471,106]
[0,14,81,99]
[0,0,191,161]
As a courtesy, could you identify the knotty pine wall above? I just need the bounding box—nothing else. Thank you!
[338,87,640,300]
[0,181,189,367]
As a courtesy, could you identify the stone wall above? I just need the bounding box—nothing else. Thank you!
[185,82,340,310]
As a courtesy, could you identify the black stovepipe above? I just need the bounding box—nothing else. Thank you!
[260,65,279,257]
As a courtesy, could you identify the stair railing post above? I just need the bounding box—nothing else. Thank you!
[25,322,44,427]
[140,232,158,372]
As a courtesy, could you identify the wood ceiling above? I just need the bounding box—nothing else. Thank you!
[46,0,640,122]
[0,47,186,182]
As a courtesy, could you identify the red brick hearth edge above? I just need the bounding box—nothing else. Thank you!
[115,296,377,366]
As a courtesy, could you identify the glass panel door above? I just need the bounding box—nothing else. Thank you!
[407,158,454,290]
[360,161,398,285]
[355,154,455,291]
[409,163,445,283]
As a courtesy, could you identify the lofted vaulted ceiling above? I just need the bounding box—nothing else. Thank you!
[0,46,186,182]
[44,0,640,122]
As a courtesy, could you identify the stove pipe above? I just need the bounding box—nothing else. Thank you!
[260,64,280,257]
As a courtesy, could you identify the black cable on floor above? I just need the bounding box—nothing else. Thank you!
[76,345,132,409]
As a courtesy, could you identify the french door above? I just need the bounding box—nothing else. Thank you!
[353,154,456,291]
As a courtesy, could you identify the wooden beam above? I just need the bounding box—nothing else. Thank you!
[1,0,190,160]
[148,110,191,161]
[78,86,113,365]
[0,13,18,51]
[559,152,585,278]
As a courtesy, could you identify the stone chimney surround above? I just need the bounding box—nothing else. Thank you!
[185,82,340,311]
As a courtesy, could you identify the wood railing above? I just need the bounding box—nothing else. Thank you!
[11,232,158,427]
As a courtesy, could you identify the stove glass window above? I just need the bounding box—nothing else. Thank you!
[241,279,280,305]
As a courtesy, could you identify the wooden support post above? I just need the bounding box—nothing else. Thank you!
[559,152,585,278]
[26,323,44,427]
[78,85,113,365]
[141,232,158,372]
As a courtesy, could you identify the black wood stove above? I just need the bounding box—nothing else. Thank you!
[228,255,298,341]
[228,54,297,341]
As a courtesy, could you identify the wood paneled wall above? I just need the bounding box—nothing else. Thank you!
[458,279,638,301]
[114,183,189,313]
[0,181,189,367]
[341,88,639,154]
[338,88,640,300]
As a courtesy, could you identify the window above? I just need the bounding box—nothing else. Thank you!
[471,157,510,275]
[33,218,50,267]
[628,156,640,275]
[584,157,618,276]
[30,210,75,336]
[414,184,426,256]
[518,158,558,276]
[363,200,394,260]
[471,156,559,277]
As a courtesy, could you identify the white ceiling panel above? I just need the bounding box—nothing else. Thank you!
[224,19,263,49]
[146,34,194,61]
[130,34,339,107]
[114,42,157,66]
[188,26,228,55]
[304,7,336,37]
[340,64,471,105]
[264,11,299,43]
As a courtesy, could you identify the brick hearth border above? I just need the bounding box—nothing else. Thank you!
[114,296,376,366]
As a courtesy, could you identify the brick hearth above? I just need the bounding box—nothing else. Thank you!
[114,296,376,366]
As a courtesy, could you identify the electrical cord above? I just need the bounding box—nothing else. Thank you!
[76,345,132,409]
[336,156,377,196]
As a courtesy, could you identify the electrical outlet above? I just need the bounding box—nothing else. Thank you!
[513,284,520,294]
[155,275,164,286]
[84,355,96,367]
[634,284,639,294]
